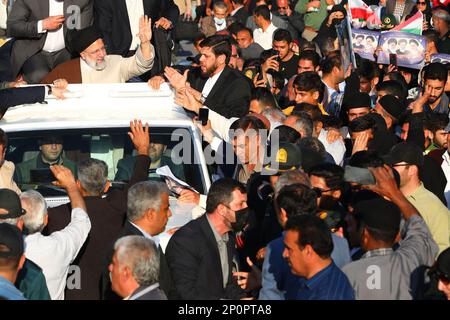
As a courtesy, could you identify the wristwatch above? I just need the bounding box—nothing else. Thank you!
[199,94,206,104]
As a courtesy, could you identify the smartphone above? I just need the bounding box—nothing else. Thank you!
[255,64,264,81]
[389,53,397,67]
[198,107,209,126]
[30,168,55,183]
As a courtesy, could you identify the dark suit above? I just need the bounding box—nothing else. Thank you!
[188,66,251,118]
[45,155,151,300]
[0,86,46,118]
[94,0,179,57]
[230,7,249,26]
[6,0,93,82]
[101,220,177,300]
[165,214,246,300]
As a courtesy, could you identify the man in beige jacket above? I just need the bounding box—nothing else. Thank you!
[0,129,21,194]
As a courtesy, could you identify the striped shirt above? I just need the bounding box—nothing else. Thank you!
[295,261,355,300]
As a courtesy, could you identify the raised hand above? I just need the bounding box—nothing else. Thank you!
[155,17,172,30]
[43,15,65,31]
[128,119,150,156]
[164,67,188,91]
[137,15,152,44]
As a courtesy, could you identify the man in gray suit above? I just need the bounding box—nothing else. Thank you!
[109,235,168,300]
[6,0,93,83]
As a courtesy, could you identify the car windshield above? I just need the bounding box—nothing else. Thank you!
[5,126,206,196]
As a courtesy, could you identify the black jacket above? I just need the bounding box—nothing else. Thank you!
[101,220,177,300]
[188,66,251,118]
[45,155,151,300]
[230,7,249,26]
[165,214,246,300]
[0,86,46,118]
[94,0,179,56]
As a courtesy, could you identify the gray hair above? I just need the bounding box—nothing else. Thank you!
[19,190,48,234]
[261,108,286,125]
[274,170,311,195]
[114,235,160,286]
[127,181,169,222]
[77,158,108,195]
[287,113,313,137]
[214,1,228,10]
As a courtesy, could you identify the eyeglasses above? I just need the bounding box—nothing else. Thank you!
[391,163,411,168]
[437,271,450,285]
[417,2,426,5]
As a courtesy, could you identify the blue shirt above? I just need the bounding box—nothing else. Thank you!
[0,275,26,300]
[295,261,355,300]
[259,233,352,300]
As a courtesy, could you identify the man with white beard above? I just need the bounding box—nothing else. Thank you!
[40,15,155,84]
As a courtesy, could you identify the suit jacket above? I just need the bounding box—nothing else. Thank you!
[94,0,179,56]
[6,0,93,77]
[386,0,416,22]
[165,214,246,300]
[231,7,249,26]
[129,285,168,300]
[0,86,45,119]
[101,220,177,300]
[188,66,251,118]
[45,155,151,300]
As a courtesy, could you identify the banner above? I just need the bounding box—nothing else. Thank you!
[376,31,426,69]
[351,29,380,61]
[431,54,450,64]
[336,18,357,72]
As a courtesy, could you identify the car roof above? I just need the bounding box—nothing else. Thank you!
[1,83,194,132]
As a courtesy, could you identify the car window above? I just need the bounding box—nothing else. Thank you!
[5,126,206,196]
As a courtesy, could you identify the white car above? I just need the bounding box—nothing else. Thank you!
[1,82,211,250]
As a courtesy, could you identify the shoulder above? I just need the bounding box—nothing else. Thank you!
[117,156,137,168]
[16,157,37,170]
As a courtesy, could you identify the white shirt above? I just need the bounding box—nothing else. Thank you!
[129,221,160,247]
[125,0,145,51]
[253,23,277,50]
[201,68,224,98]
[318,129,346,166]
[38,0,66,53]
[441,151,450,209]
[24,208,91,300]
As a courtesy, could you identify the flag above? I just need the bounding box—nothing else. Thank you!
[348,0,372,22]
[348,0,381,28]
[392,11,423,35]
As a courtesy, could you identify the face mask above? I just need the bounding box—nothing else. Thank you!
[227,207,249,232]
[332,18,344,26]
[214,17,226,25]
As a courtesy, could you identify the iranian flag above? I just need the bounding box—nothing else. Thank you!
[392,11,423,35]
[348,0,372,21]
[348,0,382,26]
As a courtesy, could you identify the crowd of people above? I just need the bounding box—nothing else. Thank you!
[0,0,450,301]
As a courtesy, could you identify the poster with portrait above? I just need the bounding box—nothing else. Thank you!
[376,31,426,69]
[431,54,450,64]
[351,29,380,62]
[336,17,357,73]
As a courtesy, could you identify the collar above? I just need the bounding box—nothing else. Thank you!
[127,283,160,300]
[37,152,63,167]
[302,261,335,290]
[443,150,450,164]
[208,68,224,82]
[407,182,426,201]
[206,214,229,243]
[231,6,243,16]
[129,221,160,247]
[362,247,394,259]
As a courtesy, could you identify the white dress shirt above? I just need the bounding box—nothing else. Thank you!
[38,0,66,53]
[129,221,160,247]
[441,151,450,209]
[24,208,91,300]
[253,23,277,50]
[318,129,346,166]
[125,0,145,51]
[201,68,224,98]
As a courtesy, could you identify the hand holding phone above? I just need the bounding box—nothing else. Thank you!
[198,107,209,126]
[389,53,397,67]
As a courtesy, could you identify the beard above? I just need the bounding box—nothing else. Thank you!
[83,57,107,71]
[200,62,218,77]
